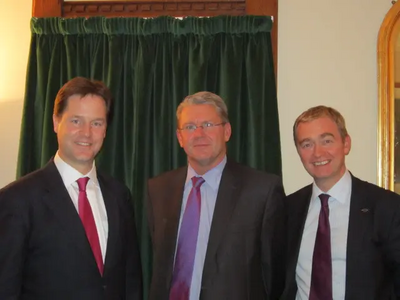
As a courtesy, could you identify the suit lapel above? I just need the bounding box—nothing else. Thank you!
[164,167,188,286]
[287,186,313,285]
[40,161,98,269]
[98,174,120,275]
[202,161,240,281]
[345,175,372,298]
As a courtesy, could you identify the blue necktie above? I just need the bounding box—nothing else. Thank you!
[170,176,205,300]
[310,193,332,300]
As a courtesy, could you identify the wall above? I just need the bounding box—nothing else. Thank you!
[0,0,31,186]
[0,0,393,194]
[278,0,391,193]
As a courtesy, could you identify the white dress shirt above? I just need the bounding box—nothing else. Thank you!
[174,156,227,300]
[296,170,352,300]
[54,153,108,261]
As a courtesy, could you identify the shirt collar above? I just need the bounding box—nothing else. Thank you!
[54,152,99,188]
[185,156,227,191]
[311,169,352,204]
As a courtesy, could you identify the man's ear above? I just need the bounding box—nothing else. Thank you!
[176,129,183,147]
[344,135,351,155]
[53,114,60,133]
[224,122,232,142]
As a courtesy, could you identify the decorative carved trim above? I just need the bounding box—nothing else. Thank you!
[63,1,246,17]
[377,1,400,190]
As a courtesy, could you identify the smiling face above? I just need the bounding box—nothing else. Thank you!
[295,116,351,191]
[53,94,107,174]
[176,104,231,175]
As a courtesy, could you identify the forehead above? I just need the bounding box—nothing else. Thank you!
[179,104,220,121]
[64,94,106,113]
[296,117,340,140]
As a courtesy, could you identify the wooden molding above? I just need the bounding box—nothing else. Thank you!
[32,0,62,17]
[62,1,246,17]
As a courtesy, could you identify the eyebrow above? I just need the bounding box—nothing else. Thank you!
[320,132,335,139]
[70,115,106,122]
[297,133,335,145]
[181,121,214,125]
[297,138,311,145]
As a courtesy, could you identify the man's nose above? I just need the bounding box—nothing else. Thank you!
[192,126,206,136]
[80,123,91,136]
[313,144,323,157]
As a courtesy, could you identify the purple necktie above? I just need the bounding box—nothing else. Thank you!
[169,176,205,300]
[309,193,332,300]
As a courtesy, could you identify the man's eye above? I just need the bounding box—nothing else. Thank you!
[203,122,214,128]
[71,119,79,124]
[185,125,197,131]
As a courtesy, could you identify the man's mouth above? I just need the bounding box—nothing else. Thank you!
[313,160,329,166]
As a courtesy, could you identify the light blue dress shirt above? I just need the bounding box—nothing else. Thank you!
[174,156,227,300]
[296,170,352,300]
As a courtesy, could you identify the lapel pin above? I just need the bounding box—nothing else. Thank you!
[361,208,369,213]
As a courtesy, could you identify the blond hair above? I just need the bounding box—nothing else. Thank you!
[293,105,348,143]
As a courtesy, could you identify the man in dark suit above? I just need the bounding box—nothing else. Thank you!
[282,105,400,300]
[147,91,285,300]
[0,77,142,300]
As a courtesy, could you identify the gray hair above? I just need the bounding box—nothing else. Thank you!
[176,91,229,126]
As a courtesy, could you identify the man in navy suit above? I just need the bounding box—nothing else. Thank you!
[282,105,400,300]
[0,77,142,300]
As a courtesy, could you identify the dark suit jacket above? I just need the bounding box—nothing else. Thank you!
[282,174,400,300]
[0,161,142,300]
[147,159,286,300]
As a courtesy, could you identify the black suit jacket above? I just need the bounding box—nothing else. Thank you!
[147,159,286,300]
[0,161,142,300]
[282,174,400,300]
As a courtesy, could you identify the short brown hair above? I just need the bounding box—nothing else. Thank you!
[53,77,112,119]
[176,91,229,126]
[293,105,348,143]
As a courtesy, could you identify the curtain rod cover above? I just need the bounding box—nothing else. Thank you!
[31,15,273,35]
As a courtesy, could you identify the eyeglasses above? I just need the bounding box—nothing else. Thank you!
[179,122,226,133]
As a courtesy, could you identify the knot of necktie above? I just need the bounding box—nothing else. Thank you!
[77,177,90,192]
[191,176,205,189]
[319,193,330,208]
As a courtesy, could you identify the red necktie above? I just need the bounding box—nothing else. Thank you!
[77,177,104,275]
[309,193,332,300]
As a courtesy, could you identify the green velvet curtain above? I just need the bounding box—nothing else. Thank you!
[17,15,281,298]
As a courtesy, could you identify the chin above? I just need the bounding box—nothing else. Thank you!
[193,157,213,166]
[74,154,95,162]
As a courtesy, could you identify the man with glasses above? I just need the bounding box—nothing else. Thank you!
[147,91,286,300]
